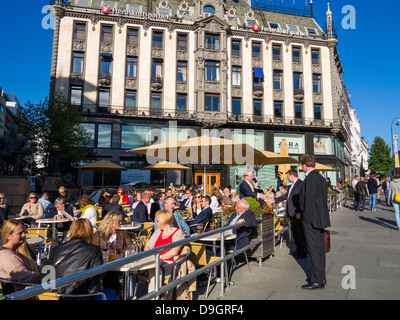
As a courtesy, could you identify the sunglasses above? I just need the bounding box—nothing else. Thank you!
[30,197,37,199]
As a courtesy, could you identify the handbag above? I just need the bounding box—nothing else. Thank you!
[324,230,330,253]
[392,182,400,203]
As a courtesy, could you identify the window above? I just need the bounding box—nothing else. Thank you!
[232,66,241,86]
[127,4,141,12]
[253,99,262,116]
[70,86,83,106]
[177,62,187,82]
[232,98,241,114]
[101,25,113,43]
[204,94,219,112]
[73,23,86,40]
[127,28,138,46]
[293,72,302,89]
[205,61,220,81]
[314,104,322,120]
[292,47,301,63]
[287,24,300,32]
[231,40,241,56]
[76,0,91,6]
[100,54,112,74]
[159,8,170,15]
[151,92,162,110]
[312,49,320,64]
[313,74,321,93]
[268,22,280,30]
[295,103,302,119]
[274,101,282,118]
[152,59,163,79]
[152,31,163,48]
[101,1,117,9]
[306,27,318,36]
[126,57,137,78]
[273,44,281,60]
[176,95,187,111]
[273,71,282,90]
[205,34,220,50]
[125,91,136,108]
[72,52,84,73]
[246,19,256,26]
[97,124,112,148]
[98,88,110,107]
[177,33,188,51]
[252,42,261,58]
[81,123,95,147]
[121,125,151,149]
[204,5,215,17]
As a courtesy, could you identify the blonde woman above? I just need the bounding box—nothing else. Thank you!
[0,220,40,293]
[0,193,12,220]
[19,192,44,220]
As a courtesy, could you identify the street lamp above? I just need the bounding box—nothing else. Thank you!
[391,117,400,176]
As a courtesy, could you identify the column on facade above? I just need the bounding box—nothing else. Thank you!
[111,24,127,111]
[137,26,151,110]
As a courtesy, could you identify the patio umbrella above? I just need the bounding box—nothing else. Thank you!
[141,161,189,188]
[252,149,299,178]
[77,160,127,188]
[298,162,339,172]
[277,140,292,185]
[129,136,263,195]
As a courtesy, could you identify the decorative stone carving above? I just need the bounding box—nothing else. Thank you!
[232,87,241,97]
[176,82,187,92]
[253,58,262,68]
[195,111,228,128]
[73,40,85,51]
[177,50,188,60]
[152,47,163,58]
[127,45,138,56]
[313,93,323,103]
[204,20,222,33]
[232,56,241,66]
[294,88,304,101]
[204,51,219,60]
[204,82,220,93]
[253,85,263,98]
[100,42,112,53]
[312,64,322,74]
[126,78,137,89]
[273,89,283,100]
[70,73,84,85]
[273,60,282,70]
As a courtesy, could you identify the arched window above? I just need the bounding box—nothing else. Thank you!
[204,5,215,17]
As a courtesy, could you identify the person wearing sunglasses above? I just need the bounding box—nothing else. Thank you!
[19,192,44,221]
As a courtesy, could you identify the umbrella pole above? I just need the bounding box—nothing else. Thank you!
[203,165,206,196]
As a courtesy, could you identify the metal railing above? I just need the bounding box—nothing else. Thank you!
[3,222,262,301]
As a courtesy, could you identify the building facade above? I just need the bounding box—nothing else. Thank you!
[50,0,353,189]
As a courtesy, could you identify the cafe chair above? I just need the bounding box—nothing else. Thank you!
[26,234,46,265]
[188,242,220,299]
[138,222,154,238]
[227,231,252,282]
[0,279,39,296]
[27,227,55,257]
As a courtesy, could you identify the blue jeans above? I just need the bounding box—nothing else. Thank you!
[393,202,400,228]
[369,193,377,210]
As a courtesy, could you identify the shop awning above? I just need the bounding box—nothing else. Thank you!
[253,67,264,78]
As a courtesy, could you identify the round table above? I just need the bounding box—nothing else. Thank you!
[26,236,44,247]
[36,218,72,244]
[120,223,142,232]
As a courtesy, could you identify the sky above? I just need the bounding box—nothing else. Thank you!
[1,0,400,150]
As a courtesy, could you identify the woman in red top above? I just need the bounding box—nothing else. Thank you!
[116,187,130,205]
[145,209,185,294]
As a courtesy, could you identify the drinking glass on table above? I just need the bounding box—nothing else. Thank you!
[107,249,116,263]
[210,221,216,231]
[197,223,203,234]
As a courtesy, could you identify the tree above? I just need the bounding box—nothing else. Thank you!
[368,136,392,175]
[15,92,91,175]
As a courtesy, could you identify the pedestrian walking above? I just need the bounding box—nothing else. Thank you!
[382,176,391,206]
[367,174,381,211]
[352,176,360,211]
[388,173,400,232]
[355,177,368,211]
[299,154,331,290]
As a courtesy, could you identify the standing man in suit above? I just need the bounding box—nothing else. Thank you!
[132,192,151,223]
[299,154,330,290]
[270,169,307,259]
[239,169,266,204]
[188,195,213,234]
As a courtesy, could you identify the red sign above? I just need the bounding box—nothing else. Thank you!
[101,5,110,14]
[252,24,260,32]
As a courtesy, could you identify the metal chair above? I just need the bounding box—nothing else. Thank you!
[27,228,55,258]
[227,231,252,282]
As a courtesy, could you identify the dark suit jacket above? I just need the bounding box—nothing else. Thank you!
[239,181,260,199]
[274,179,303,218]
[132,201,149,223]
[189,207,213,232]
[101,202,123,218]
[179,197,192,211]
[150,201,162,222]
[299,170,330,229]
[225,209,258,250]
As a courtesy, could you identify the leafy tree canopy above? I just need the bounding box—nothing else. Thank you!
[368,136,392,175]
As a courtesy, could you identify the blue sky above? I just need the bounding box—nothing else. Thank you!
[1,0,399,150]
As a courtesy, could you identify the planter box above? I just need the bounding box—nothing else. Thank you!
[247,214,275,266]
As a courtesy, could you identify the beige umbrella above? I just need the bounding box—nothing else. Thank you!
[77,160,127,188]
[141,161,189,188]
[298,162,339,172]
[252,149,299,179]
[276,140,292,184]
[129,136,263,195]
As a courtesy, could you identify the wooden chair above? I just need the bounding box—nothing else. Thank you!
[188,242,220,299]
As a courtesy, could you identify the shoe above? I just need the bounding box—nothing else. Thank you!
[306,278,327,285]
[301,282,324,290]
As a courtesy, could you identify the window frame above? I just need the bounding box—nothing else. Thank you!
[205,33,220,51]
[205,60,220,82]
[204,94,220,112]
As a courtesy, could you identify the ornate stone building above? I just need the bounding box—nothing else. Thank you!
[50,0,351,188]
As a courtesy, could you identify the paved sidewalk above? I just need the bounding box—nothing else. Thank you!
[197,200,400,300]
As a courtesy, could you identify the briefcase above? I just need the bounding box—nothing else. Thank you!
[324,230,331,253]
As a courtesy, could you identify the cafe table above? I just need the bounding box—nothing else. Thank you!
[36,218,71,244]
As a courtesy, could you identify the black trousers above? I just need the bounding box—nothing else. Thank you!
[302,220,326,284]
[290,216,306,253]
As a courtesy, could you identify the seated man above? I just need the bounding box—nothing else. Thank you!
[188,195,213,234]
[101,194,124,218]
[179,189,193,211]
[225,199,258,251]
[131,192,151,223]
[38,192,54,219]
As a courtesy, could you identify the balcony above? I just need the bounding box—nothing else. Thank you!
[99,72,112,86]
[293,88,304,101]
[253,84,264,98]
[151,76,163,90]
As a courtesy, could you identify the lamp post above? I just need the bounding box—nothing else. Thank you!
[391,117,400,176]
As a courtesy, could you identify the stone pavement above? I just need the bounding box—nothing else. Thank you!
[197,200,400,300]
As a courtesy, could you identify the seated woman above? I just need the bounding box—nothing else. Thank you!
[19,192,44,221]
[144,210,185,294]
[210,189,221,213]
[92,211,131,294]
[77,195,98,227]
[191,192,202,219]
[0,219,40,293]
[42,219,106,299]
[116,187,130,205]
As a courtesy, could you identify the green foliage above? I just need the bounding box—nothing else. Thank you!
[14,92,91,175]
[242,197,259,211]
[368,136,393,175]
